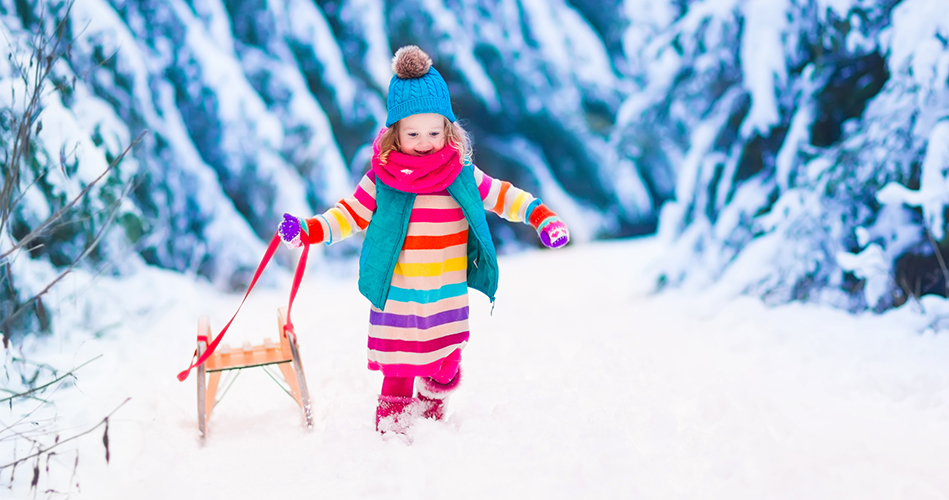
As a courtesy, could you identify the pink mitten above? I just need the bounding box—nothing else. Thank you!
[528,203,570,249]
[539,219,569,248]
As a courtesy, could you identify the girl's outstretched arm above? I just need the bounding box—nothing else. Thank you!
[278,171,378,248]
[474,166,569,248]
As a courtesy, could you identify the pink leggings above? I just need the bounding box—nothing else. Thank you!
[380,349,461,397]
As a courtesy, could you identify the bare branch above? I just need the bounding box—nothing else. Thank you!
[0,0,76,240]
[2,128,145,262]
[0,398,130,471]
[0,355,102,405]
[0,161,139,337]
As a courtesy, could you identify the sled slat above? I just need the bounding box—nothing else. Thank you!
[205,342,292,372]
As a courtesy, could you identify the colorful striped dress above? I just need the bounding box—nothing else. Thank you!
[308,166,539,378]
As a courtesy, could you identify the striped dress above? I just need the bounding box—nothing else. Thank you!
[309,166,539,378]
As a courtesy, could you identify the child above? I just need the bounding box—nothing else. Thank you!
[277,45,569,434]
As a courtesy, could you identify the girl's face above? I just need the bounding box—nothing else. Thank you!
[398,113,447,156]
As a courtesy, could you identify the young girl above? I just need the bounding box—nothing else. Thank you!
[277,45,569,434]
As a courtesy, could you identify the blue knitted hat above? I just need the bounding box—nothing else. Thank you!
[386,46,456,127]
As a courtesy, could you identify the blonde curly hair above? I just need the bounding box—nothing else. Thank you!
[378,117,472,165]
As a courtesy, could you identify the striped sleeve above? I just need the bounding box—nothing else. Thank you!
[473,165,539,223]
[305,171,377,244]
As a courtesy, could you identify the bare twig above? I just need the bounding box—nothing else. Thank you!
[0,397,130,471]
[0,418,60,443]
[0,2,136,493]
[0,129,142,261]
[0,389,48,404]
[0,130,145,342]
[0,356,102,444]
[0,355,101,405]
[0,5,72,240]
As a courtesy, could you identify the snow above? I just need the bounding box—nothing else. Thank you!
[877,119,949,239]
[520,0,616,91]
[774,65,817,192]
[5,237,949,499]
[285,0,360,116]
[815,0,857,17]
[620,0,677,70]
[836,243,890,308]
[6,0,949,496]
[415,0,501,114]
[739,0,789,137]
[188,0,236,55]
[333,0,391,92]
[885,0,949,75]
[643,0,949,304]
[655,87,745,247]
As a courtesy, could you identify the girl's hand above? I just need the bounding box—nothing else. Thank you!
[539,219,569,249]
[277,213,305,249]
[528,203,569,249]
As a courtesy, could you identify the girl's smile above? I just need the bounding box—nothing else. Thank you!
[398,113,447,156]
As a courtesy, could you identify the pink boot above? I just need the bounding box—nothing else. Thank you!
[375,395,419,434]
[417,367,461,421]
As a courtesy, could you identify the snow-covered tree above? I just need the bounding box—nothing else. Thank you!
[5,0,949,351]
[618,0,949,311]
[1,2,139,344]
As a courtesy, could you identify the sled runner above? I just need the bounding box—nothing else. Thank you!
[195,307,312,436]
[178,232,314,437]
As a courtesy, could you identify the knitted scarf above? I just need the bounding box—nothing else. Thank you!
[370,129,463,194]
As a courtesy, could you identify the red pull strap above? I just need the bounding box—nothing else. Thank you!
[177,232,310,381]
[283,229,311,339]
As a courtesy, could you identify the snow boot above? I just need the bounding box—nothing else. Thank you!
[417,367,461,421]
[375,395,419,434]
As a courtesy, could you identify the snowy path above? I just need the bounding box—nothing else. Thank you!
[7,237,949,499]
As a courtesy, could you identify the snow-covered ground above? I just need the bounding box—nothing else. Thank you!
[4,237,949,499]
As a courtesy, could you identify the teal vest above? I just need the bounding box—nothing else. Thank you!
[358,163,499,310]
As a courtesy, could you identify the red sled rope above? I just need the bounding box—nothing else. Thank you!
[177,231,311,382]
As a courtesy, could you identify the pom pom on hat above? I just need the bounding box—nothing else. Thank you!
[385,45,456,126]
[392,46,432,79]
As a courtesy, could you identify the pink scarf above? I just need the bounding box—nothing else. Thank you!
[370,129,463,194]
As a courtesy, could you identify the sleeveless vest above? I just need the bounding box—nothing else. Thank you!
[358,163,499,310]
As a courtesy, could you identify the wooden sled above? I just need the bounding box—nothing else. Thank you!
[195,307,313,436]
